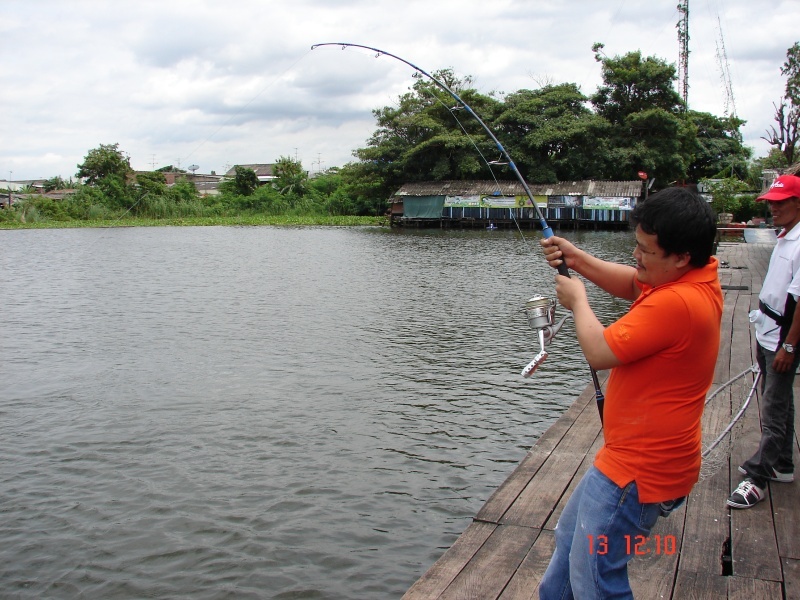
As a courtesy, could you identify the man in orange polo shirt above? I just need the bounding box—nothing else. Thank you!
[538,187,721,600]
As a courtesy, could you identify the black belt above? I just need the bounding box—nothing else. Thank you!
[759,300,788,326]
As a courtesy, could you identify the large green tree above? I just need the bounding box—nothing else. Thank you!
[273,156,308,196]
[76,143,132,185]
[354,69,502,200]
[220,165,259,196]
[590,46,693,184]
[75,143,134,209]
[496,83,610,182]
[685,111,751,181]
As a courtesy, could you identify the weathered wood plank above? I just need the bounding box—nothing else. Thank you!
[678,462,730,575]
[677,244,741,577]
[727,575,783,599]
[497,530,555,600]
[784,557,800,600]
[542,433,604,531]
[475,385,596,524]
[437,525,538,600]
[671,570,728,599]
[402,521,496,600]
[728,398,782,581]
[499,393,603,528]
[771,440,800,560]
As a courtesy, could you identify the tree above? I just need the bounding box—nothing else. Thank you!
[353,69,502,201]
[220,165,259,196]
[701,177,749,217]
[76,143,132,185]
[42,176,68,192]
[785,42,800,100]
[763,42,800,166]
[496,83,609,182]
[762,99,799,166]
[685,111,751,181]
[273,156,308,196]
[134,171,168,197]
[591,45,683,124]
[156,165,187,173]
[590,46,693,183]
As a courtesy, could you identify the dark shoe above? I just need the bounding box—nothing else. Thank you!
[727,478,766,509]
[738,465,794,483]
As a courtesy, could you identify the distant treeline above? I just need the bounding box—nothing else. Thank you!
[3,45,798,227]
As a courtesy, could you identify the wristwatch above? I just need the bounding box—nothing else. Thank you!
[782,342,795,354]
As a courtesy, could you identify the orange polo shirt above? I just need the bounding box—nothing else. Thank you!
[596,257,722,503]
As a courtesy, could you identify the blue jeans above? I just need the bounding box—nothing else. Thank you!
[740,343,798,487]
[539,466,663,600]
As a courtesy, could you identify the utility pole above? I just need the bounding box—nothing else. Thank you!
[677,0,690,111]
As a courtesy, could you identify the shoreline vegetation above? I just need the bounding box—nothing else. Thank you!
[7,41,797,231]
[0,214,386,230]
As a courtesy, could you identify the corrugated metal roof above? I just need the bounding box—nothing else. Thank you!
[392,180,644,198]
[225,164,275,178]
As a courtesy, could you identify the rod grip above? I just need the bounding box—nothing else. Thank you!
[541,222,570,278]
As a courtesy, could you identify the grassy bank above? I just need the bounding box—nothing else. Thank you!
[0,214,387,230]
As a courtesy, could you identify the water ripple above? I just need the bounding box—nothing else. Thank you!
[0,226,632,598]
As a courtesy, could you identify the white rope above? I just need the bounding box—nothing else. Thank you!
[699,363,761,480]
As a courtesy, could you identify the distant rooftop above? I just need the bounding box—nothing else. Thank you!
[392,180,645,198]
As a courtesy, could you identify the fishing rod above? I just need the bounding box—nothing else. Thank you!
[311,43,564,264]
[311,42,604,422]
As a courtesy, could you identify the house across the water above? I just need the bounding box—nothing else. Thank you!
[389,180,645,230]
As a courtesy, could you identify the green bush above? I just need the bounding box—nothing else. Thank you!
[734,194,769,223]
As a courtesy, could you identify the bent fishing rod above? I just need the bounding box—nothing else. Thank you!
[311,42,604,422]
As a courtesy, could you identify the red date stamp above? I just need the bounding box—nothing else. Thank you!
[587,534,677,556]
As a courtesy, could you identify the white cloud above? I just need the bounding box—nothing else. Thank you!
[1,0,797,180]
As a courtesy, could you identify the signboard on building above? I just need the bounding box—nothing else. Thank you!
[444,195,482,207]
[583,196,635,210]
[548,195,583,208]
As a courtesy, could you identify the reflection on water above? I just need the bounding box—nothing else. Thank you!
[0,226,634,599]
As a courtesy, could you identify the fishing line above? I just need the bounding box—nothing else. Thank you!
[416,83,535,251]
[313,42,605,421]
[179,49,315,167]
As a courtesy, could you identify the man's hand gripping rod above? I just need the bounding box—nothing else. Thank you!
[520,260,605,423]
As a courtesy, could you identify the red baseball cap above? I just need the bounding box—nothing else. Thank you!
[757,174,800,201]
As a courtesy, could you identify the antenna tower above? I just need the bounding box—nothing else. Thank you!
[677,0,690,110]
[715,16,737,118]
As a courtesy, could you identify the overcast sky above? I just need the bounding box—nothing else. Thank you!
[2,0,798,182]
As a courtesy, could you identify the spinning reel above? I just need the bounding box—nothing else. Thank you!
[520,296,571,378]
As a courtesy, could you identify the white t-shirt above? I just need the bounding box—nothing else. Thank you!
[754,223,800,350]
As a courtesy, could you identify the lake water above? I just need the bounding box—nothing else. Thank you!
[0,225,634,599]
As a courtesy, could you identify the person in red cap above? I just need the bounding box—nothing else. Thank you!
[728,174,800,508]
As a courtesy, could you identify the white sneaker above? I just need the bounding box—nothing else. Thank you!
[727,479,766,509]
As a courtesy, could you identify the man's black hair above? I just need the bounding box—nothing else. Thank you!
[630,187,716,268]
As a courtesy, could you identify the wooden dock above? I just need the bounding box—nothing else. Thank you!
[403,240,800,599]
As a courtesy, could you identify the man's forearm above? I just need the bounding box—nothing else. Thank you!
[572,300,622,371]
[571,251,639,301]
